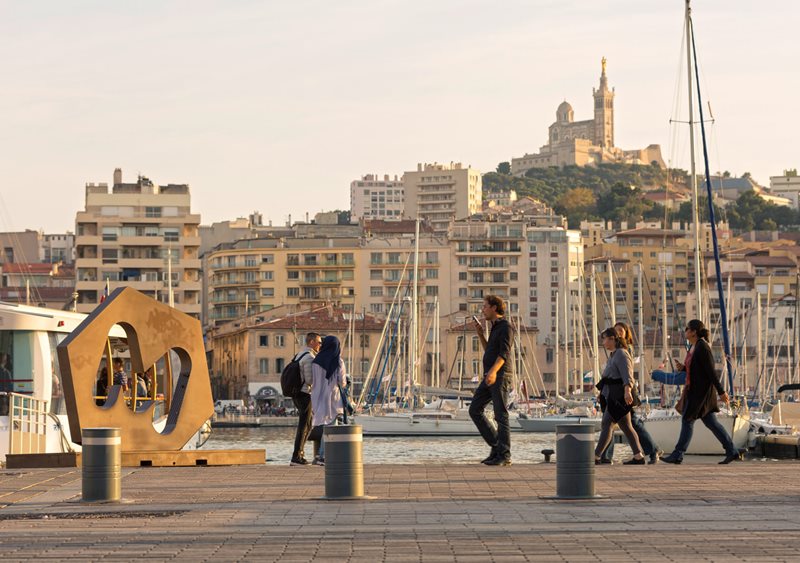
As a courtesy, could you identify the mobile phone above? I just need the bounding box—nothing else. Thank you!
[472,315,481,325]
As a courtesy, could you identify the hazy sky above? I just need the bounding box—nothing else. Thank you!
[1,1,797,233]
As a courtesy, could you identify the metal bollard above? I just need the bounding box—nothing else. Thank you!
[81,427,121,502]
[554,424,599,499]
[323,424,366,500]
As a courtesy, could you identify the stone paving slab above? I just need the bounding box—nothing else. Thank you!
[0,460,799,561]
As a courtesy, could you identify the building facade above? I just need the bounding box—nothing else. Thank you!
[349,174,404,222]
[74,169,202,317]
[402,162,482,234]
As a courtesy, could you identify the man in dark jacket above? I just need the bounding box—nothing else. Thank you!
[469,295,514,466]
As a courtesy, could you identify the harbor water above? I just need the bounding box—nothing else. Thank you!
[203,426,635,465]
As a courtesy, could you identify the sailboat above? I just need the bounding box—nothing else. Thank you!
[642,0,749,454]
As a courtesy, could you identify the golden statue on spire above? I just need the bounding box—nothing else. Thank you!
[601,57,607,74]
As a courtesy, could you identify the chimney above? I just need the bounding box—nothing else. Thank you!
[113,168,122,185]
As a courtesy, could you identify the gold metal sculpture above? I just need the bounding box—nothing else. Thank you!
[58,287,214,451]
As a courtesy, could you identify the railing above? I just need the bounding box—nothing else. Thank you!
[4,392,49,456]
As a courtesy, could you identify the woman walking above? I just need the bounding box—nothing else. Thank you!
[662,319,740,465]
[599,322,662,464]
[310,335,348,466]
[594,327,646,465]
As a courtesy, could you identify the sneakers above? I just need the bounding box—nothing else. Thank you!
[481,449,498,464]
[648,450,664,465]
[290,457,309,466]
[484,456,512,466]
[622,457,646,465]
[311,456,325,466]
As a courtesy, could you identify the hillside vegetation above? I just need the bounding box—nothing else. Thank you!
[484,163,799,231]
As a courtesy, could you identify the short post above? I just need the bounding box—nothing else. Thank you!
[541,449,554,463]
[323,424,366,500]
[554,424,598,499]
[81,427,121,503]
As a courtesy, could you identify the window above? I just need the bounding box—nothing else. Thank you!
[287,271,299,280]
[259,335,269,347]
[275,358,285,373]
[102,249,118,264]
[546,349,554,363]
[370,303,383,314]
[472,336,480,352]
[459,288,467,297]
[360,334,370,348]
[425,286,438,296]
[102,227,118,241]
[261,254,274,264]
[145,206,162,218]
[287,288,299,297]
[370,286,382,297]
[275,334,285,347]
[262,271,273,281]
[458,272,467,281]
[259,359,269,374]
[425,269,438,279]
[370,270,382,280]
[370,252,382,265]
[261,288,274,297]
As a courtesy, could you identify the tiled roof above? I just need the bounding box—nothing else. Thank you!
[615,228,685,238]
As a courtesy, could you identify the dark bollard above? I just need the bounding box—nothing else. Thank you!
[323,425,367,500]
[541,449,554,463]
[554,424,599,499]
[81,427,121,502]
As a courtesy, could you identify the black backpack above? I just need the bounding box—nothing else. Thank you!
[280,351,309,396]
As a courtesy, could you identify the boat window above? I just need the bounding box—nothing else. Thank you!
[0,330,34,399]
[48,333,68,415]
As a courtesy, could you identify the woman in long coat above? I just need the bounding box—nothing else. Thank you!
[662,319,740,465]
[310,335,347,465]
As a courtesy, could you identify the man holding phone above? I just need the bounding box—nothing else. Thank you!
[468,295,514,466]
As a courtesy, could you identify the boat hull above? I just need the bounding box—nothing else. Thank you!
[643,412,750,455]
[517,415,602,433]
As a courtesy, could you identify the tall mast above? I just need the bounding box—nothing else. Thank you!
[590,266,600,384]
[555,290,560,398]
[411,218,420,387]
[686,0,702,322]
[638,263,645,390]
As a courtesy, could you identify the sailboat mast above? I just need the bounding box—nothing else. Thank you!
[555,290,560,398]
[686,0,702,322]
[687,0,735,392]
[411,219,420,387]
[638,263,645,390]
[590,266,600,384]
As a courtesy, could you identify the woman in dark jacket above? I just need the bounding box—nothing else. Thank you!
[662,319,740,465]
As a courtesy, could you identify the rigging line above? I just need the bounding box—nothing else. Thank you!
[691,14,735,394]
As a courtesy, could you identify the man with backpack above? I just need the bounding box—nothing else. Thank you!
[284,332,322,466]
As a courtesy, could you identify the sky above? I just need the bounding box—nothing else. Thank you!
[1,0,798,233]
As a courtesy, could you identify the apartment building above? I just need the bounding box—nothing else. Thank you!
[349,174,404,222]
[770,169,800,208]
[74,169,202,317]
[403,162,482,234]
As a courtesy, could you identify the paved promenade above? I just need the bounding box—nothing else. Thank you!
[1,460,799,562]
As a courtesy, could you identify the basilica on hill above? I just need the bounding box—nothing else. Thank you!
[510,59,665,176]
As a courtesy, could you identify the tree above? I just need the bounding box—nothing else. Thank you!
[496,162,511,175]
[555,187,596,227]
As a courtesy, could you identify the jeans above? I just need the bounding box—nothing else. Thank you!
[602,412,659,460]
[469,375,511,459]
[595,410,643,457]
[291,392,312,460]
[671,411,737,460]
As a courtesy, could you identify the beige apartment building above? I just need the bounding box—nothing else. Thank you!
[403,162,482,234]
[349,174,404,222]
[74,169,202,317]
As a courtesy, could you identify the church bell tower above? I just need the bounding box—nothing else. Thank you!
[593,57,615,148]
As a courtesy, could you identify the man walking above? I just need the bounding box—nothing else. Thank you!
[290,332,322,466]
[469,295,514,466]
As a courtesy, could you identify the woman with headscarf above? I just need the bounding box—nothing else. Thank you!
[662,319,740,465]
[309,335,348,466]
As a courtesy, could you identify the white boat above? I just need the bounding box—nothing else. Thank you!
[643,408,750,455]
[0,301,208,465]
[355,411,480,436]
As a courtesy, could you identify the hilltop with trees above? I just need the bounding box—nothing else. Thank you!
[484,163,799,232]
